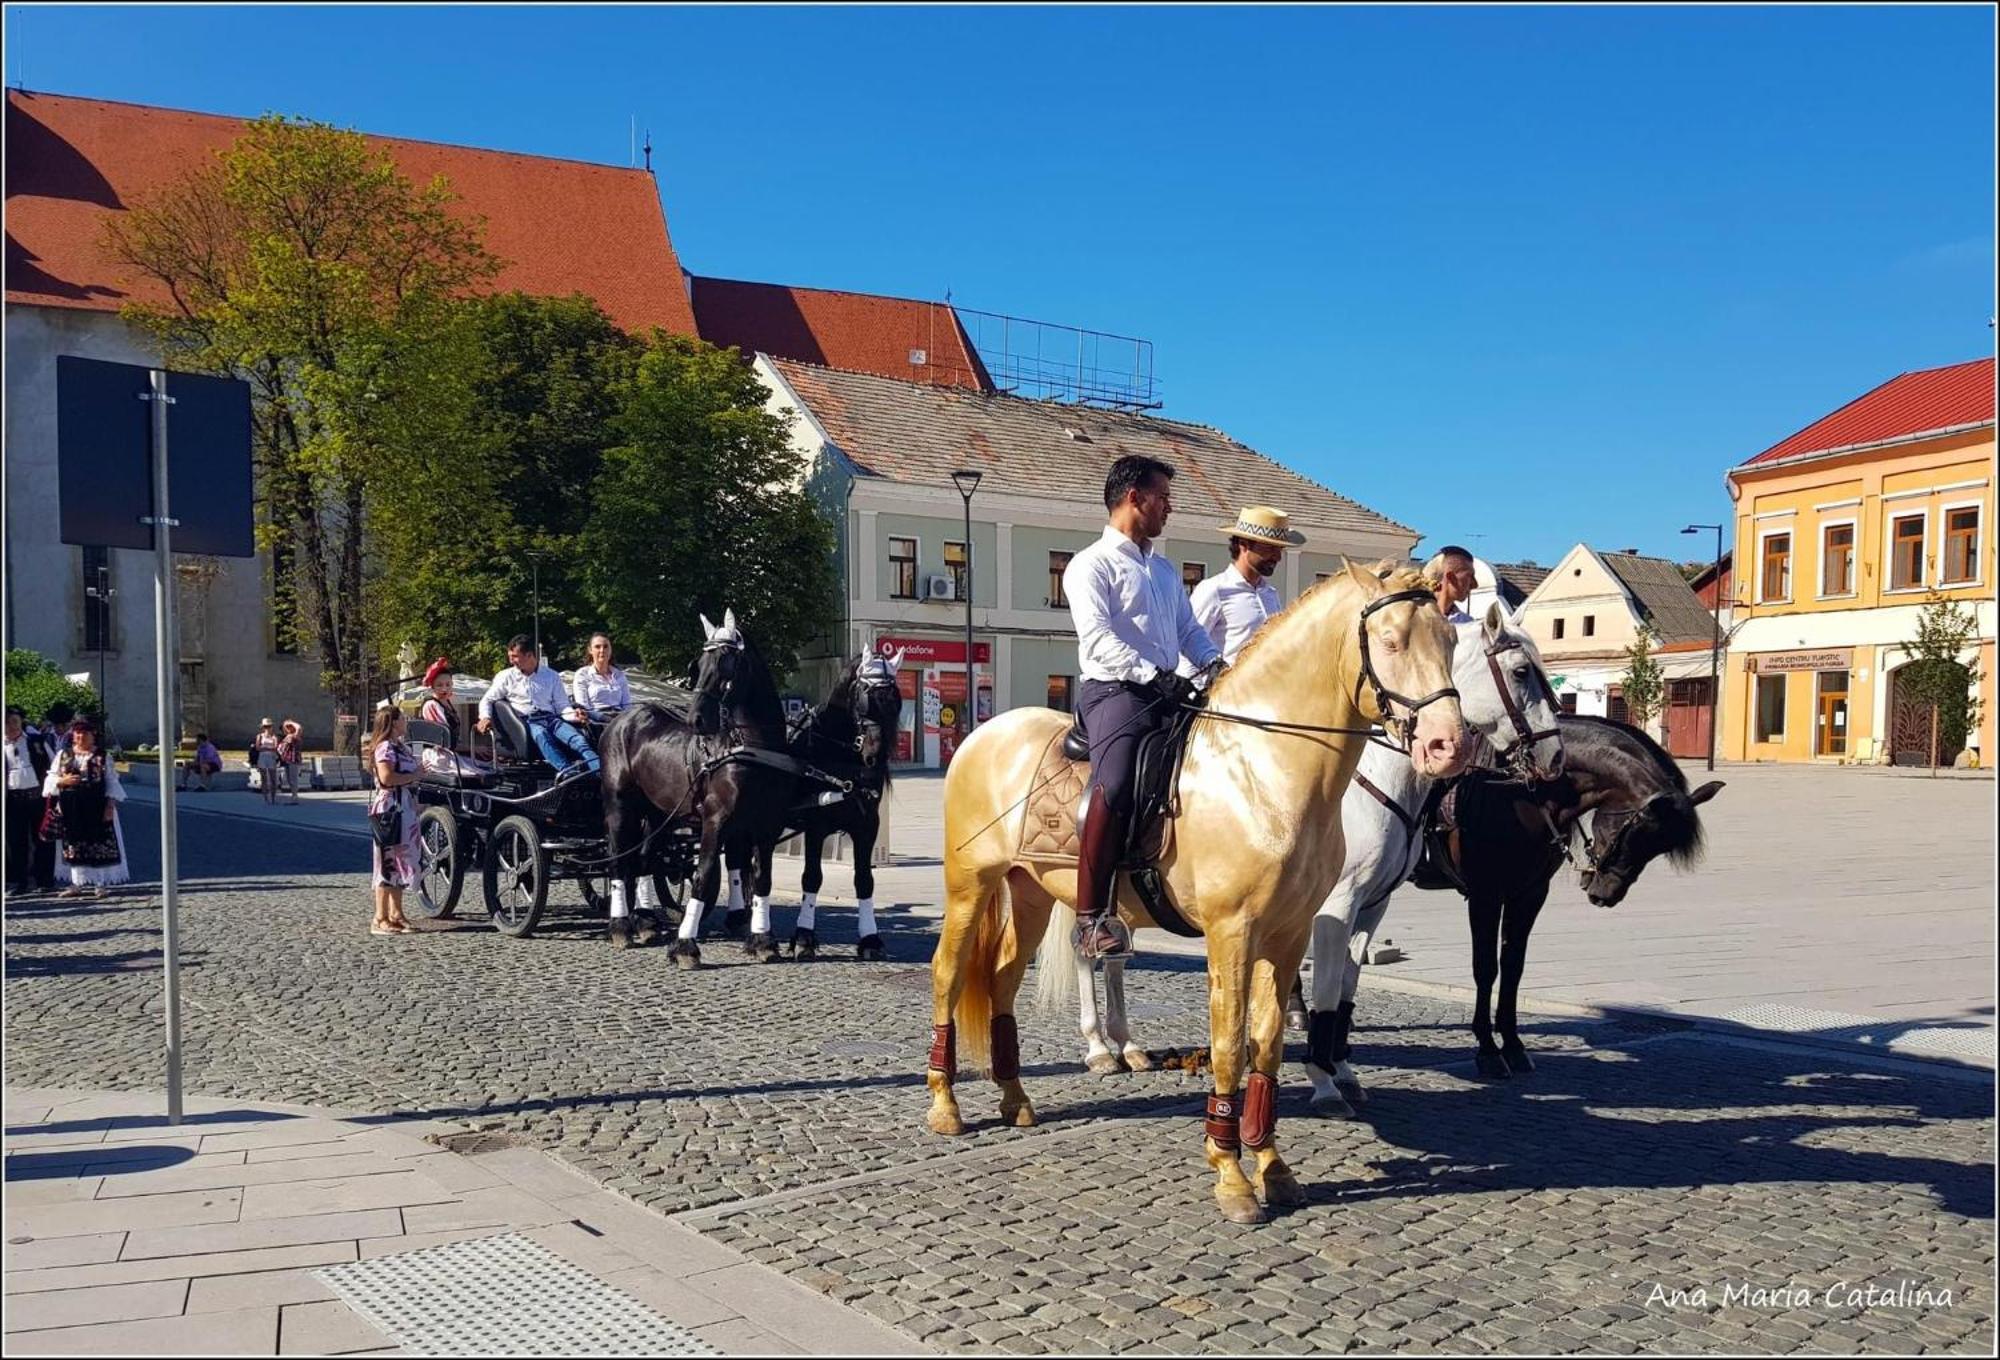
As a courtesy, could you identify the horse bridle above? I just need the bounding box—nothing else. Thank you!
[1356,588,1461,747]
[1483,631,1562,782]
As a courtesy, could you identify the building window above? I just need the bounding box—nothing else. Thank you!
[1582,615,1596,638]
[1606,686,1627,724]
[81,546,113,654]
[1046,675,1073,712]
[1943,507,1980,585]
[1181,562,1205,595]
[888,537,918,600]
[1048,551,1073,609]
[944,541,969,601]
[1889,514,1925,590]
[1754,673,1787,742]
[1552,618,1566,640]
[1558,692,1577,716]
[1760,531,1791,601]
[1821,523,1855,596]
[270,539,300,655]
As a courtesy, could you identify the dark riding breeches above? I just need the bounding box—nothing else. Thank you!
[1076,679,1171,817]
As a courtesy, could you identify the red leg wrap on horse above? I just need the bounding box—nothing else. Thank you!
[928,1023,956,1076]
[991,1015,1020,1082]
[1241,1071,1277,1150]
[1205,1092,1241,1150]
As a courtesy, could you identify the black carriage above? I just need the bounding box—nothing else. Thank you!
[407,709,698,938]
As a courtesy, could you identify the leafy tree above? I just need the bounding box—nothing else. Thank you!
[104,115,501,731]
[5,649,103,727]
[1903,589,1983,769]
[580,333,837,680]
[1619,629,1666,730]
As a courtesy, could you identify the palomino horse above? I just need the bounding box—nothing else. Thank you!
[927,563,1469,1224]
[1037,603,1564,1096]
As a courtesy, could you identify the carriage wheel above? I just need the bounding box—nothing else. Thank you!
[482,814,547,938]
[413,807,465,919]
[649,868,690,928]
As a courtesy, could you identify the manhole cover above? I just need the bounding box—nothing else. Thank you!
[428,1130,530,1156]
[821,1039,904,1059]
[882,966,932,991]
[317,1232,714,1355]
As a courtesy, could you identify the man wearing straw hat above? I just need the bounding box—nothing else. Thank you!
[1180,506,1305,672]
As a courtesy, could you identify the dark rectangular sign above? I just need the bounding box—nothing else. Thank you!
[58,356,255,558]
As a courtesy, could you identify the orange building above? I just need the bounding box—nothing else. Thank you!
[1722,357,1995,765]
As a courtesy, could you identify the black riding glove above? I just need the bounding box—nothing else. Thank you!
[1194,658,1228,693]
[1150,670,1197,710]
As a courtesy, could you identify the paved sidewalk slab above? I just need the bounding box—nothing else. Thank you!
[4,1087,925,1355]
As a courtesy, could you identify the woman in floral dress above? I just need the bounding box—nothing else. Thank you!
[42,717,129,897]
[367,705,420,935]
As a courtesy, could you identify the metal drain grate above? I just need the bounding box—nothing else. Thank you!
[428,1130,530,1156]
[1720,1003,1995,1063]
[315,1232,716,1355]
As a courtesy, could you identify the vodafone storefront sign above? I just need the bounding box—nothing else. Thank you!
[876,636,991,666]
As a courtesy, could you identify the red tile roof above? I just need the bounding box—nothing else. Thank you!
[5,89,697,335]
[1740,357,1996,468]
[691,276,991,390]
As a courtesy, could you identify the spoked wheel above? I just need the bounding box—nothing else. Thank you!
[482,814,548,938]
[413,807,465,919]
[649,869,690,930]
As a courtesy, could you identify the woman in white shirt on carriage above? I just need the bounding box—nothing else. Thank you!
[570,632,631,728]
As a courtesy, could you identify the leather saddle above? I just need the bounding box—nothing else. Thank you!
[1409,777,1464,892]
[1063,703,1205,937]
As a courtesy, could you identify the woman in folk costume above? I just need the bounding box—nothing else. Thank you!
[415,658,493,780]
[42,716,130,897]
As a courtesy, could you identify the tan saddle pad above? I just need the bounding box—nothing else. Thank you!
[1014,727,1178,866]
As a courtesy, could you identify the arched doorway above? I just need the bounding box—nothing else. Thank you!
[1888,661,1970,767]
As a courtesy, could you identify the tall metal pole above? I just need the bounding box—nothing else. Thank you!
[145,368,184,1125]
[1707,523,1722,773]
[532,557,542,658]
[962,488,976,734]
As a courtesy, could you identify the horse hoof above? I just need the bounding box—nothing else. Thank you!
[1121,1048,1153,1072]
[1084,1052,1123,1076]
[1000,1101,1037,1128]
[856,934,884,961]
[632,916,659,947]
[788,928,818,959]
[1309,1089,1357,1119]
[668,941,702,971]
[1474,1051,1512,1080]
[746,932,782,961]
[723,909,749,939]
[1336,1082,1369,1109]
[1284,1007,1308,1035]
[1217,1194,1267,1226]
[1501,1047,1536,1075]
[607,920,633,950]
[927,1108,965,1137]
[1258,1168,1307,1208]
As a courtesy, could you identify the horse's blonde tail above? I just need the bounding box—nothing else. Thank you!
[1033,896,1080,1019]
[954,885,1009,1075]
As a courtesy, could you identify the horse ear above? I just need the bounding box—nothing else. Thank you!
[1341,560,1378,592]
[723,607,739,633]
[700,613,717,640]
[1688,780,1725,806]
[1484,600,1507,634]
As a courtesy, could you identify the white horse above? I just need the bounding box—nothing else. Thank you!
[1037,603,1564,1092]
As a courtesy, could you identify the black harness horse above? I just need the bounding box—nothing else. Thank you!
[598,612,797,968]
[748,654,903,962]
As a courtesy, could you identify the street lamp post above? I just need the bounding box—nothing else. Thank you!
[86,559,116,732]
[950,470,983,739]
[1683,522,1725,773]
[528,552,547,658]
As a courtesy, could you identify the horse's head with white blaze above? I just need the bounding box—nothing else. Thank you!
[1455,602,1564,782]
[692,609,746,736]
[1348,563,1469,779]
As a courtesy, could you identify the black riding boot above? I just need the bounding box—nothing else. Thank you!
[1073,795,1132,961]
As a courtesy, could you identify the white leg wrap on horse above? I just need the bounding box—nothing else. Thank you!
[856,898,878,937]
[751,894,771,934]
[679,899,708,941]
[609,881,629,920]
[636,878,657,912]
[796,892,817,930]
[728,871,744,911]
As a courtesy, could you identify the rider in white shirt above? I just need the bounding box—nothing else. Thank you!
[1180,505,1303,672]
[1426,545,1478,626]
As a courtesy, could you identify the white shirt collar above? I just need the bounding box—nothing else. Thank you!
[1100,524,1155,560]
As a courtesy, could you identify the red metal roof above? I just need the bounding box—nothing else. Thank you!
[4,89,697,335]
[1740,357,1996,468]
[691,276,991,390]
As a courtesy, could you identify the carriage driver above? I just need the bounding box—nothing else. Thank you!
[476,634,602,781]
[1178,506,1304,673]
[1065,454,1225,961]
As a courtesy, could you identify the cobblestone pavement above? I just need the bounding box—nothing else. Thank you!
[5,809,1992,1353]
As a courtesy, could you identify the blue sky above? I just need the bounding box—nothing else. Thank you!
[9,5,1994,566]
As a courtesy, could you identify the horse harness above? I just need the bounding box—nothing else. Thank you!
[1483,631,1563,781]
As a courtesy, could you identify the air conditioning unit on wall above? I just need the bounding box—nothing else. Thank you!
[925,574,956,601]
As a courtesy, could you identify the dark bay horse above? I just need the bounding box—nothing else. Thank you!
[598,611,797,968]
[747,651,903,962]
[1316,714,1723,1100]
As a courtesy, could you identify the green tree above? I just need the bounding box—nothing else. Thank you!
[1619,629,1666,730]
[104,115,501,730]
[1903,589,1983,769]
[580,333,837,679]
[5,649,104,727]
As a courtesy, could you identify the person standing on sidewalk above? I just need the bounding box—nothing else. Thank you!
[42,717,129,898]
[250,718,282,805]
[277,719,305,804]
[367,704,419,935]
[5,707,52,897]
